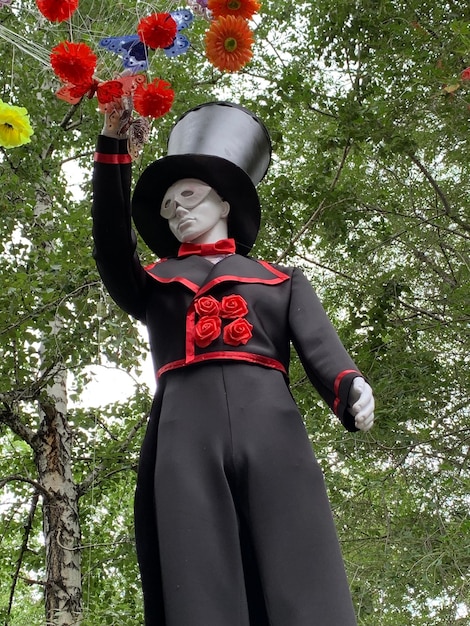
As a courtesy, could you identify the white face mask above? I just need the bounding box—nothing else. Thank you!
[160,180,213,219]
[161,178,230,244]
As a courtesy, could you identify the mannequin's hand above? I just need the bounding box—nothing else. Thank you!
[348,377,375,432]
[101,98,132,139]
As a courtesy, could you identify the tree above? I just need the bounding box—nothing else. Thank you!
[1,0,469,624]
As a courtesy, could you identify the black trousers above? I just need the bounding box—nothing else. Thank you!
[153,363,357,626]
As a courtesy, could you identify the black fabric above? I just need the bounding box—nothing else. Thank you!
[93,136,361,626]
[145,364,357,626]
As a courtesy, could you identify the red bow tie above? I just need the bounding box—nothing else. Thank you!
[178,238,236,258]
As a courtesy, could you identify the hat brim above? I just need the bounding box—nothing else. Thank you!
[132,154,261,258]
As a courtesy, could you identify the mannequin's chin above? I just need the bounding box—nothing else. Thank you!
[171,224,201,244]
[178,228,214,244]
[179,231,202,243]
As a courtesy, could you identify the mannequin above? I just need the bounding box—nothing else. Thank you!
[92,101,375,626]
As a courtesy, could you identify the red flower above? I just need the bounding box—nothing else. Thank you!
[37,0,79,23]
[208,0,261,20]
[96,80,124,104]
[50,41,97,85]
[205,15,254,72]
[195,296,221,317]
[219,294,248,318]
[194,316,222,348]
[133,78,175,118]
[223,318,253,346]
[137,12,178,49]
[461,67,470,81]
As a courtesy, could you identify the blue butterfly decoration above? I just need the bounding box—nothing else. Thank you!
[99,35,148,71]
[99,9,194,71]
[163,9,193,58]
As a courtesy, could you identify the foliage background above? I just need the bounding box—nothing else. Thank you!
[1,0,469,624]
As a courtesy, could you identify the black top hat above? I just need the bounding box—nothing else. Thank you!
[132,101,272,258]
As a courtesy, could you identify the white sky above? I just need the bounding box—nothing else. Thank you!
[76,341,156,407]
[63,160,157,408]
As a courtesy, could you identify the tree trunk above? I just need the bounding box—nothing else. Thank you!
[32,159,83,625]
[35,365,83,625]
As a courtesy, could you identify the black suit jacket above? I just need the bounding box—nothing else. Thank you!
[92,135,361,431]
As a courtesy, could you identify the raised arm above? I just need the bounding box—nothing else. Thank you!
[92,105,148,320]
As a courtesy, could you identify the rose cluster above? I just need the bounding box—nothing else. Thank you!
[49,41,174,118]
[193,294,253,348]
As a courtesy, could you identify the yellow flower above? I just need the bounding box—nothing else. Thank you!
[0,99,34,148]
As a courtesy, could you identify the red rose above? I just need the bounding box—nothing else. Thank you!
[37,0,79,23]
[223,318,253,346]
[96,80,124,104]
[137,12,178,49]
[195,296,220,317]
[133,78,175,119]
[194,316,222,348]
[461,67,470,81]
[50,41,97,85]
[220,294,248,318]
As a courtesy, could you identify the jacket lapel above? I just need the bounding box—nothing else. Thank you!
[145,256,214,293]
[145,254,290,295]
[195,255,290,297]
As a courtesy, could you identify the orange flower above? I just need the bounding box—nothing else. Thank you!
[208,0,260,20]
[50,41,97,84]
[205,15,253,72]
[133,78,175,118]
[137,12,178,49]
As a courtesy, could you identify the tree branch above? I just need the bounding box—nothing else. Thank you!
[77,412,148,497]
[0,280,101,337]
[276,138,352,263]
[407,152,470,233]
[397,298,448,323]
[297,254,359,283]
[59,151,94,166]
[6,491,39,626]
[410,246,458,287]
[0,475,49,499]
[42,101,83,161]
[0,404,37,448]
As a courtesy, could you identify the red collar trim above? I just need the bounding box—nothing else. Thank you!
[144,257,290,293]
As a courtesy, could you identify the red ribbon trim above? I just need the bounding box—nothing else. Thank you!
[186,306,196,363]
[94,152,132,164]
[257,260,290,281]
[197,271,289,298]
[157,352,287,378]
[144,268,200,293]
[333,369,361,415]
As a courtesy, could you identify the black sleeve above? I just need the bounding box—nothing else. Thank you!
[92,135,148,321]
[288,267,361,431]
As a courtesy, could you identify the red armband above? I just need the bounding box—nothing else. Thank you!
[94,152,132,164]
